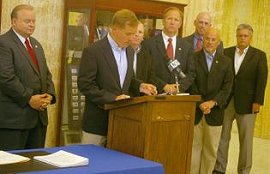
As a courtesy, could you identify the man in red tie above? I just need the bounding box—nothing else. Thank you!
[0,4,56,150]
[166,37,174,59]
[143,7,195,94]
[25,38,40,71]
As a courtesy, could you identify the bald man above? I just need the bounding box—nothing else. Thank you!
[184,12,223,53]
[189,28,233,174]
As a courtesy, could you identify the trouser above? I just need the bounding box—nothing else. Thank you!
[81,131,107,147]
[215,98,256,174]
[0,120,47,150]
[191,116,222,174]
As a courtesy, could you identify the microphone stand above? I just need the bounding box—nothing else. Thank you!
[174,73,180,94]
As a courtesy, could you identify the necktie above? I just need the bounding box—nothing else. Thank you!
[195,37,202,52]
[206,55,213,71]
[25,38,40,72]
[166,38,174,59]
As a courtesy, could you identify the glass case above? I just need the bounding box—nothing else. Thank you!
[61,9,90,145]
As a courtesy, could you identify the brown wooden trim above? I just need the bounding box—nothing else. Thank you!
[0,0,2,33]
[66,0,185,17]
[56,1,69,146]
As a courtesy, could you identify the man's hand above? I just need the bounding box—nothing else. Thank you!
[252,103,261,114]
[139,83,157,95]
[199,100,216,115]
[29,93,53,111]
[115,94,130,101]
[163,84,178,94]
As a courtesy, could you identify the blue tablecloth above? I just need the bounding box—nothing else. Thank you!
[16,144,164,174]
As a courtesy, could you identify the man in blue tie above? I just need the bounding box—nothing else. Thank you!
[189,28,233,174]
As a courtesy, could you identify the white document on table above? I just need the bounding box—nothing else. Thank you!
[33,150,89,167]
[0,151,30,165]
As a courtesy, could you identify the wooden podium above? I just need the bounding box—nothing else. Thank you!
[105,95,200,174]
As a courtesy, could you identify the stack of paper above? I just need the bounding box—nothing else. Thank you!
[33,150,89,167]
[0,151,30,165]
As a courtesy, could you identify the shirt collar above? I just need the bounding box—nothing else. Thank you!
[236,46,249,54]
[134,46,141,54]
[107,33,124,51]
[162,31,176,42]
[12,28,28,44]
[194,33,203,41]
[203,49,216,60]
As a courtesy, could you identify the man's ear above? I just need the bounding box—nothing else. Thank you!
[193,20,196,26]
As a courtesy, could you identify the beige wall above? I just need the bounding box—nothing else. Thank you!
[182,0,270,139]
[1,0,269,147]
[1,0,64,147]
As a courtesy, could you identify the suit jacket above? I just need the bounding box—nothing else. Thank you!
[0,29,56,129]
[134,46,162,92]
[183,33,224,54]
[78,37,141,136]
[189,50,233,126]
[143,34,195,92]
[224,46,268,114]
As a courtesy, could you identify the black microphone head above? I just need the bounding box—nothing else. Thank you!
[168,59,180,70]
[167,59,174,72]
[167,59,186,79]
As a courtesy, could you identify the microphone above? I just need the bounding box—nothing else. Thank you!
[167,59,186,79]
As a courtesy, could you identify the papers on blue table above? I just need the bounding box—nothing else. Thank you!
[33,150,89,167]
[0,151,30,165]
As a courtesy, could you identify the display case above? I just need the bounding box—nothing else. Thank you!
[58,0,186,145]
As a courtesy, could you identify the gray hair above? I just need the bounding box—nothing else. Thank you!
[11,4,34,19]
[236,24,253,35]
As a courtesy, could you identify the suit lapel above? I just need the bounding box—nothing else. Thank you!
[155,35,168,64]
[102,38,121,88]
[136,50,143,78]
[198,51,209,74]
[29,38,42,75]
[9,30,40,76]
[210,53,221,74]
[186,34,195,50]
[237,47,254,75]
[224,47,236,75]
[175,37,182,60]
[122,47,134,90]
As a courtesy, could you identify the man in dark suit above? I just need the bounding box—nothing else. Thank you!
[214,24,268,174]
[189,28,233,174]
[183,12,223,54]
[78,9,157,146]
[143,7,195,94]
[0,4,56,150]
[130,22,160,91]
